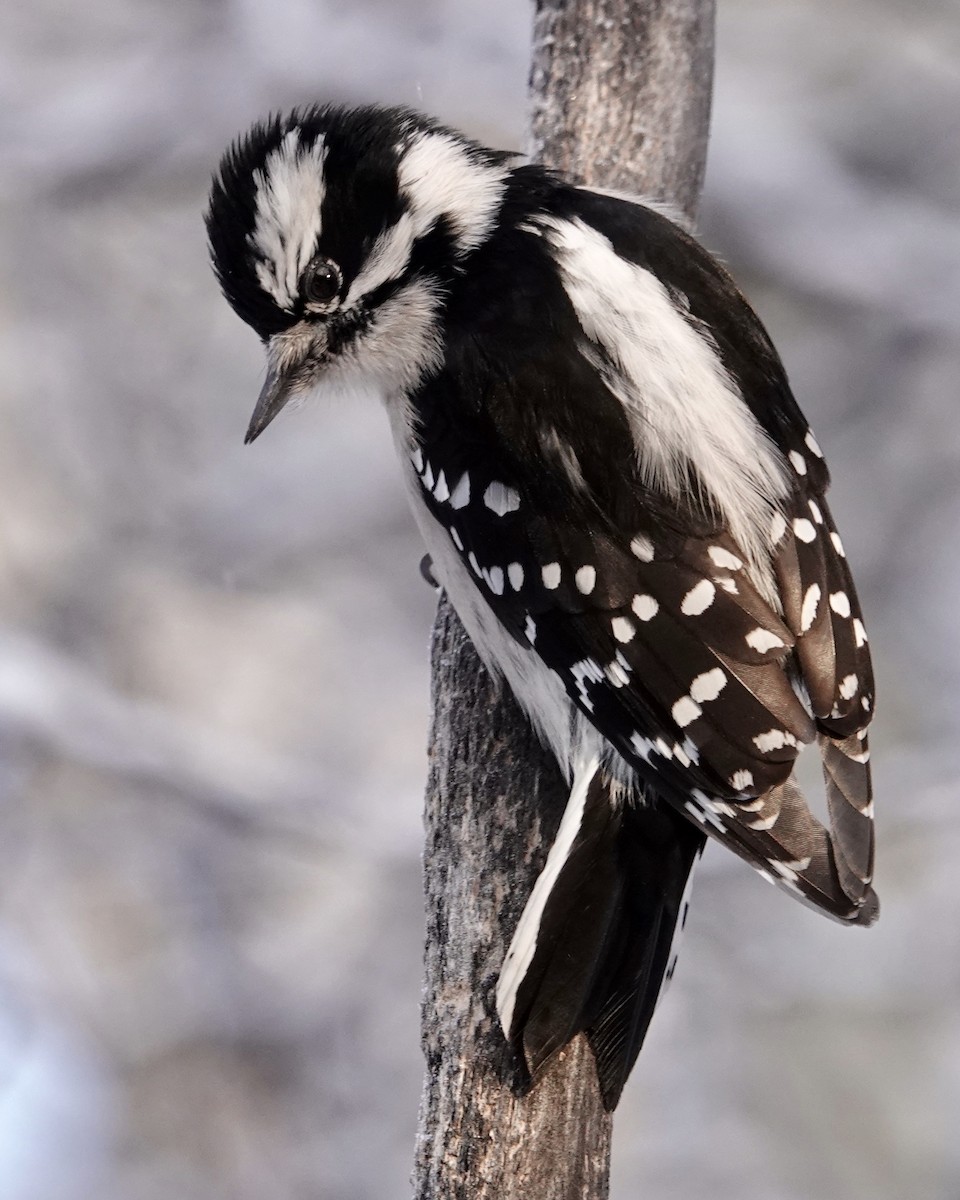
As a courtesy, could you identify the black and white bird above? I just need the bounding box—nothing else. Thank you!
[206,105,877,1109]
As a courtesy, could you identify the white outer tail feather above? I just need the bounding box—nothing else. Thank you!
[496,754,601,1038]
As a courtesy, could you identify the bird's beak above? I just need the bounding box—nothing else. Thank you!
[244,361,299,444]
[244,328,326,444]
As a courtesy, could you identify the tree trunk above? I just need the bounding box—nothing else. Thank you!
[413,2,715,1197]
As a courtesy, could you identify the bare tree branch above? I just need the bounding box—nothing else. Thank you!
[414,2,715,1196]
[531,0,714,218]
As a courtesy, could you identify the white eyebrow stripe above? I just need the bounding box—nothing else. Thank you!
[250,130,328,311]
[347,132,509,307]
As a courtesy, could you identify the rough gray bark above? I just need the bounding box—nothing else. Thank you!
[530,0,715,217]
[414,2,715,1197]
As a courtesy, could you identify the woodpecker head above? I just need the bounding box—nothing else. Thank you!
[206,105,512,442]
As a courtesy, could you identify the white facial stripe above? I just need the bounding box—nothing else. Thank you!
[348,133,508,307]
[251,131,327,310]
[345,210,420,307]
[398,132,508,256]
[530,215,789,581]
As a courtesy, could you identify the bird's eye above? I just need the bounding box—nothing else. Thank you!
[303,257,342,309]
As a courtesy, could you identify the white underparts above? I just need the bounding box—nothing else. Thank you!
[526,214,789,585]
[251,131,328,311]
[495,753,602,1037]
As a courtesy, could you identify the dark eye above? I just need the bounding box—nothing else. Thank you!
[303,256,342,309]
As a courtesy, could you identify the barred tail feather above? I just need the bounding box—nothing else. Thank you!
[496,759,705,1110]
[821,730,875,904]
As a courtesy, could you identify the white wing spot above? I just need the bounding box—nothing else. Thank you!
[853,618,868,647]
[570,657,604,708]
[630,734,655,762]
[687,792,725,831]
[632,593,659,621]
[800,583,821,632]
[487,566,504,595]
[449,472,471,510]
[449,526,463,551]
[542,562,561,589]
[507,562,524,591]
[808,499,823,524]
[432,471,450,503]
[770,511,787,545]
[788,450,807,476]
[746,628,785,654]
[421,461,435,490]
[753,728,797,753]
[524,614,537,643]
[793,517,817,543]
[468,552,482,577]
[575,565,597,595]
[681,737,700,765]
[782,855,813,871]
[683,800,706,824]
[411,446,424,472]
[630,534,655,562]
[484,481,520,516]
[612,616,636,643]
[681,579,716,615]
[703,795,739,817]
[730,769,754,791]
[708,546,743,570]
[839,673,859,699]
[672,696,702,728]
[829,591,851,617]
[831,531,846,557]
[689,667,726,703]
[805,430,824,458]
[605,660,630,688]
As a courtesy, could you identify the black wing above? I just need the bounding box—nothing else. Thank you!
[411,187,876,923]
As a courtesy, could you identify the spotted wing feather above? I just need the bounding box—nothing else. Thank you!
[408,185,876,925]
[771,470,875,905]
[409,432,875,924]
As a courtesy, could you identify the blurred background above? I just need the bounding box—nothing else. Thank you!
[1,0,958,1196]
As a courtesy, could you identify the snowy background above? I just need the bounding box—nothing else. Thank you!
[1,0,959,1197]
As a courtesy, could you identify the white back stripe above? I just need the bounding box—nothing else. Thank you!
[530,215,789,576]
